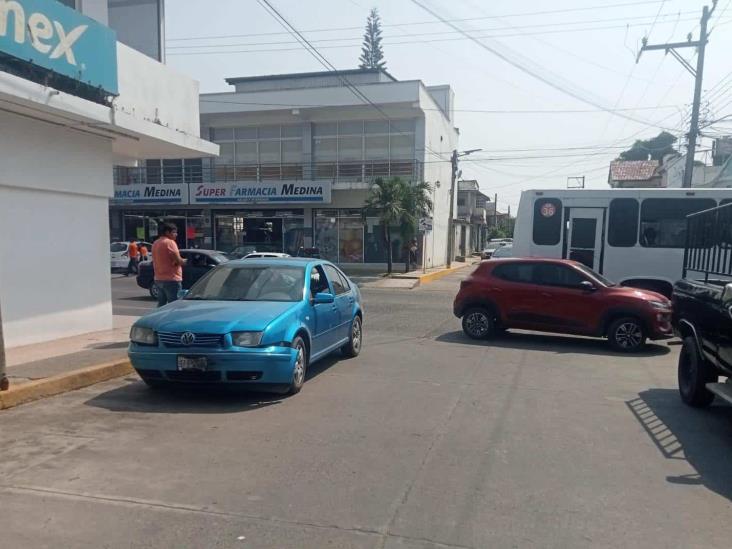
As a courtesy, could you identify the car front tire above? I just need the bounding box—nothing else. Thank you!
[149,284,159,300]
[287,337,308,395]
[608,317,646,352]
[678,336,717,408]
[341,315,363,358]
[461,307,495,340]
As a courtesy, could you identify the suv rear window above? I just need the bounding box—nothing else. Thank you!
[493,262,534,283]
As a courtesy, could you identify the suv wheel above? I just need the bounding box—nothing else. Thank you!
[149,284,160,300]
[462,307,495,340]
[678,336,717,407]
[608,317,646,352]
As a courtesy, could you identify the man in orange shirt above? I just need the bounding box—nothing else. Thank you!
[152,223,187,307]
[125,240,139,276]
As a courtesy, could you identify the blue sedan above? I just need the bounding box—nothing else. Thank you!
[128,258,364,394]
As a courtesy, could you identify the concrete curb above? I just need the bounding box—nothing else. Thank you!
[0,359,133,411]
[393,262,476,286]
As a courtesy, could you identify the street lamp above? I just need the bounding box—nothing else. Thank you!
[447,148,483,268]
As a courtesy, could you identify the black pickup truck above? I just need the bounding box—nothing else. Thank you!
[672,202,732,407]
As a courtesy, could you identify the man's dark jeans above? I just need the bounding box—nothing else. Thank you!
[156,281,182,307]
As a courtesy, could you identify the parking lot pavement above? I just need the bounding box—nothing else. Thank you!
[4,271,732,548]
[112,274,157,317]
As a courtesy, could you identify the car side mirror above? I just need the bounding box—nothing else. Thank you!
[178,289,189,299]
[312,292,335,304]
[579,280,596,292]
[723,283,732,304]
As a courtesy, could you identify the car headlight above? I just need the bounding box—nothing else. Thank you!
[130,326,156,345]
[648,300,671,310]
[231,331,263,347]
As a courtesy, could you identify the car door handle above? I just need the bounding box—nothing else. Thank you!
[541,292,553,298]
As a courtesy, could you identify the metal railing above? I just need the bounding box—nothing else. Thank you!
[683,202,732,280]
[114,161,423,186]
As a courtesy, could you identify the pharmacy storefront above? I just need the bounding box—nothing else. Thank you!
[110,180,404,264]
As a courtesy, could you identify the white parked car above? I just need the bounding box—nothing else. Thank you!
[490,244,513,258]
[242,252,291,259]
[110,241,153,271]
[480,239,512,259]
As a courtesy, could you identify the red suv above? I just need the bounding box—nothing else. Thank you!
[453,259,672,351]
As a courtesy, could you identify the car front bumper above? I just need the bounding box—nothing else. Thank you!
[129,345,298,385]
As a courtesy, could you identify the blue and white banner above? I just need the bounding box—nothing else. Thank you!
[111,183,188,205]
[0,0,118,94]
[190,181,332,205]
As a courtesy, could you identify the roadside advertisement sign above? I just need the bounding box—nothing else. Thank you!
[0,0,119,95]
[190,181,332,205]
[111,183,188,205]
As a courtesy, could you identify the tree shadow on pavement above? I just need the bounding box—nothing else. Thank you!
[434,330,670,357]
[84,379,286,414]
[627,389,732,502]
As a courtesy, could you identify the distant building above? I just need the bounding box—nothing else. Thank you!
[658,154,723,188]
[110,68,460,269]
[608,160,661,188]
[457,180,490,256]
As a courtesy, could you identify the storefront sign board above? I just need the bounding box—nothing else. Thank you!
[191,181,332,205]
[111,183,189,205]
[0,0,118,94]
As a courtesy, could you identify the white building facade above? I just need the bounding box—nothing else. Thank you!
[0,0,217,347]
[109,69,459,269]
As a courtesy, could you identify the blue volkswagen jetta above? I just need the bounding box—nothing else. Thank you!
[128,258,363,394]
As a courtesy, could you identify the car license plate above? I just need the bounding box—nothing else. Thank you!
[177,356,208,371]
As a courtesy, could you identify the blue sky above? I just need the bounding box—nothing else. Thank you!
[165,0,732,210]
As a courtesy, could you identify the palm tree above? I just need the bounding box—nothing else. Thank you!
[399,181,433,272]
[363,177,404,274]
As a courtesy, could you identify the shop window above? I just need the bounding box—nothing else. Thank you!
[235,141,257,164]
[259,126,280,139]
[364,218,402,264]
[339,218,364,262]
[532,198,563,246]
[212,128,234,141]
[608,198,639,247]
[284,218,305,256]
[313,123,337,137]
[365,120,389,134]
[339,121,364,135]
[314,214,339,262]
[640,198,716,248]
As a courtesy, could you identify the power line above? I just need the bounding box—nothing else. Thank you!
[254,0,448,163]
[166,17,717,55]
[166,0,672,41]
[199,97,683,114]
[407,0,678,132]
[167,11,695,49]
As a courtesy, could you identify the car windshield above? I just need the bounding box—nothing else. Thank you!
[110,242,127,253]
[575,264,615,287]
[185,265,305,302]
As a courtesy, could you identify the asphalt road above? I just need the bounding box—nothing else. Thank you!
[3,272,732,548]
[112,274,157,317]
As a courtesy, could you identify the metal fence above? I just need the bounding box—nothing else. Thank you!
[114,161,423,186]
[683,202,732,280]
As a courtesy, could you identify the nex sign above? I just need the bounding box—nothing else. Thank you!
[0,0,118,95]
[1,1,86,65]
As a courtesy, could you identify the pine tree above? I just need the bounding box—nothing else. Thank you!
[359,8,386,70]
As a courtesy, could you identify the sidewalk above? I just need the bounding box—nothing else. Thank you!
[5,316,134,386]
[359,257,480,289]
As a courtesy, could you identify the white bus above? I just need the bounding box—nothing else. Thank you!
[513,188,732,297]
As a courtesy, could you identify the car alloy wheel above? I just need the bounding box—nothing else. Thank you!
[287,337,307,395]
[614,321,643,349]
[352,317,362,353]
[462,308,493,339]
[150,284,160,299]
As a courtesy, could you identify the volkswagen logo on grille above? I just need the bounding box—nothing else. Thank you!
[180,332,196,346]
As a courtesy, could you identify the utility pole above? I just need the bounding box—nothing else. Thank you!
[493,193,498,230]
[0,299,8,391]
[637,1,717,188]
[446,148,482,268]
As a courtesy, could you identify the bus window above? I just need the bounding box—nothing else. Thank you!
[532,198,563,246]
[639,198,716,248]
[608,198,639,247]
